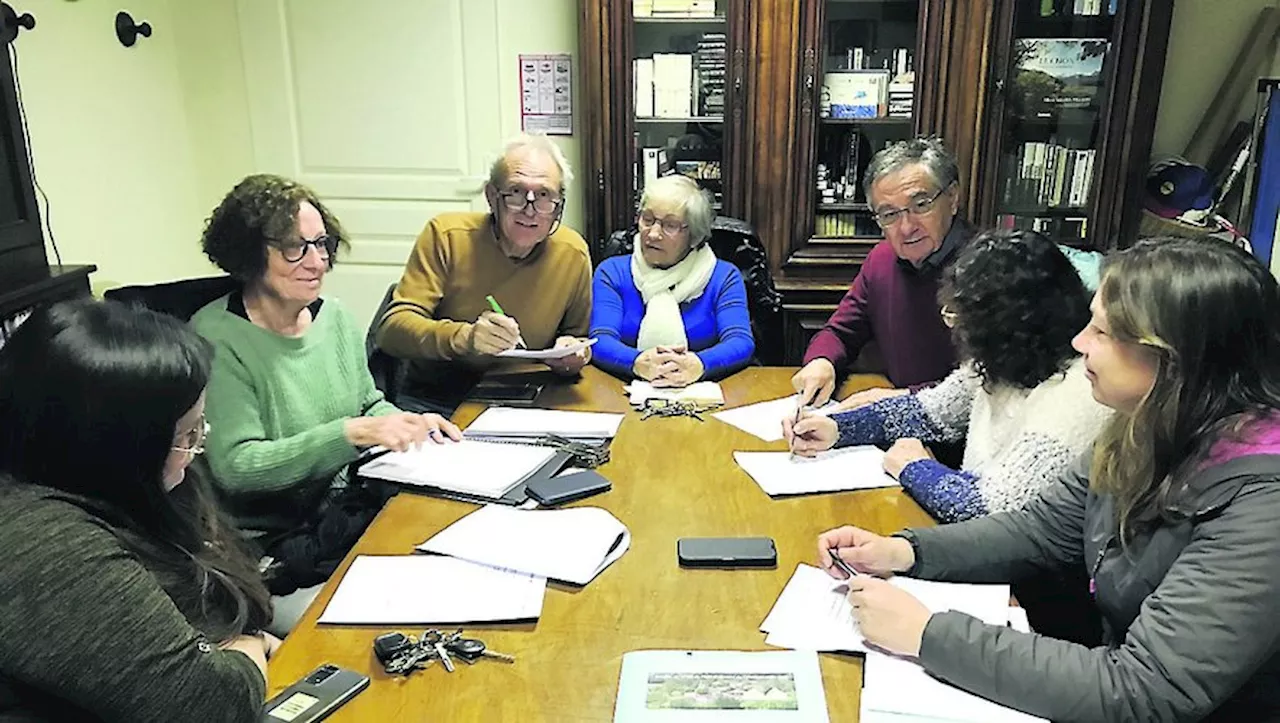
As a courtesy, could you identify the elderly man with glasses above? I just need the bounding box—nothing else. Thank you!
[792,136,975,412]
[376,133,593,414]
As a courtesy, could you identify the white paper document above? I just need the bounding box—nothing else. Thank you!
[498,337,598,360]
[416,504,630,585]
[318,555,546,625]
[624,381,724,407]
[464,406,624,441]
[760,564,1010,652]
[358,439,555,498]
[613,650,830,723]
[734,446,898,496]
[712,396,836,442]
[861,651,1047,723]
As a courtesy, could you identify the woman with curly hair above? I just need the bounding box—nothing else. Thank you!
[816,237,1280,721]
[785,229,1110,523]
[191,174,460,634]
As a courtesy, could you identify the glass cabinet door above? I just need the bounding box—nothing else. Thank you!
[809,0,919,244]
[632,0,731,212]
[992,0,1117,243]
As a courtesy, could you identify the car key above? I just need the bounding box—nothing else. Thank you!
[373,632,413,668]
[448,637,516,664]
[424,629,455,673]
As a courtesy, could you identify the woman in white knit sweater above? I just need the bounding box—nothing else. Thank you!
[786,229,1111,523]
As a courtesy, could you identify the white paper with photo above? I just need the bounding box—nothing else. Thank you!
[497,337,597,359]
[317,555,546,625]
[734,446,898,496]
[612,650,829,723]
[625,380,725,407]
[711,396,837,442]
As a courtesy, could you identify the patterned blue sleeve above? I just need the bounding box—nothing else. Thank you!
[832,394,948,449]
[897,459,988,524]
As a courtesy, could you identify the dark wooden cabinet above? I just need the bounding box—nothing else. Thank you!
[579,0,1172,365]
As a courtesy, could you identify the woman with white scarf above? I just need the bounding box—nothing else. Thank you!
[590,175,755,386]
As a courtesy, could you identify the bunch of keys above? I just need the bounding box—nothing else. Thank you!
[373,628,516,677]
[640,399,714,421]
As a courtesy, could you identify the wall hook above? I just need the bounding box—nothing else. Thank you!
[115,11,151,48]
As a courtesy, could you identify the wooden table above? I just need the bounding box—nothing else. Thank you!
[268,366,933,722]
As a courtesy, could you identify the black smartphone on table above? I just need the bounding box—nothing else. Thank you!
[262,664,369,723]
[526,469,612,506]
[677,537,778,568]
[468,380,543,406]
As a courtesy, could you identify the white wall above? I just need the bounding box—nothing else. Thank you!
[1152,0,1280,159]
[11,0,219,292]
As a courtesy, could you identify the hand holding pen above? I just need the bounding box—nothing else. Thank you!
[470,295,527,355]
[782,398,839,458]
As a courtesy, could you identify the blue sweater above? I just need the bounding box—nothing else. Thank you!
[589,256,755,380]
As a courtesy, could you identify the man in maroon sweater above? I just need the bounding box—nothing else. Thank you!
[793,137,974,409]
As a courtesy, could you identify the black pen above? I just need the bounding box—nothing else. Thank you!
[828,547,859,579]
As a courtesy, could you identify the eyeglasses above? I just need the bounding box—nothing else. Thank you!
[638,212,689,236]
[497,188,563,215]
[940,304,958,328]
[273,235,337,263]
[171,415,210,456]
[872,186,951,228]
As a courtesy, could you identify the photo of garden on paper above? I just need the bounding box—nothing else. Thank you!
[645,672,799,710]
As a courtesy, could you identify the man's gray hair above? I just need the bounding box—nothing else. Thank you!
[862,136,961,201]
[640,175,716,246]
[488,133,575,192]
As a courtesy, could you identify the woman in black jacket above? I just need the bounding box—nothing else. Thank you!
[0,299,270,723]
[820,237,1280,722]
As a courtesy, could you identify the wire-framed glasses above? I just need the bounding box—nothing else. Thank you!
[497,188,563,215]
[637,212,688,236]
[172,415,210,456]
[273,235,337,263]
[872,186,950,228]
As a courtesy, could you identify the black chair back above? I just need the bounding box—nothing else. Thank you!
[598,216,783,364]
[104,276,240,322]
[366,284,408,404]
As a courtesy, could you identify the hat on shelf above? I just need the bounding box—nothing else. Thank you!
[1143,157,1216,225]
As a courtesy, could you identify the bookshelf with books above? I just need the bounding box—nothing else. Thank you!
[977,0,1172,250]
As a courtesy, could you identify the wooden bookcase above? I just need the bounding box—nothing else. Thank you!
[579,0,1172,365]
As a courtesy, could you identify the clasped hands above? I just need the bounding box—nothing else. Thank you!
[633,344,704,388]
[818,525,931,657]
[469,311,590,375]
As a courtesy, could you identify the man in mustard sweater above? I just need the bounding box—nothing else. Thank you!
[377,134,593,412]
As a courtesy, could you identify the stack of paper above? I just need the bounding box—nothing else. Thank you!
[417,505,630,585]
[624,380,724,407]
[318,555,546,625]
[359,439,556,499]
[734,446,898,496]
[760,564,1010,652]
[463,407,624,444]
[712,395,837,442]
[861,652,1046,723]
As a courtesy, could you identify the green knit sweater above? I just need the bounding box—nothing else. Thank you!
[191,295,397,531]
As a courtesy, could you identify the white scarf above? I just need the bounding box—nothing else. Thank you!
[631,241,717,350]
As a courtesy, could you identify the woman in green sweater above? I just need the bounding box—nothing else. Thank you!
[0,299,271,723]
[192,174,461,633]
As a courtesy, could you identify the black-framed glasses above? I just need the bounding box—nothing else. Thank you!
[497,188,563,215]
[637,212,688,236]
[273,234,337,263]
[872,185,951,228]
[171,415,210,456]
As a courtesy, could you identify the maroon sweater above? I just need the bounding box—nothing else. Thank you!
[803,219,973,388]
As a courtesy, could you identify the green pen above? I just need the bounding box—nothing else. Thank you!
[484,295,527,349]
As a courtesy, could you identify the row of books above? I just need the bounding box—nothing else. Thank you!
[0,307,32,351]
[820,70,914,120]
[1001,142,1097,209]
[815,129,870,204]
[814,212,879,239]
[696,32,727,116]
[634,0,716,18]
[1038,0,1118,16]
[997,214,1089,241]
[832,47,914,77]
[635,37,725,119]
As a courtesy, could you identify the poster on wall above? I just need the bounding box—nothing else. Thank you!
[520,53,573,135]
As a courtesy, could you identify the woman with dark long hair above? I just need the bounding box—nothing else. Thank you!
[819,237,1280,721]
[0,299,270,722]
[786,229,1111,522]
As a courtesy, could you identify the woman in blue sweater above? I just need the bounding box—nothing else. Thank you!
[590,175,754,386]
